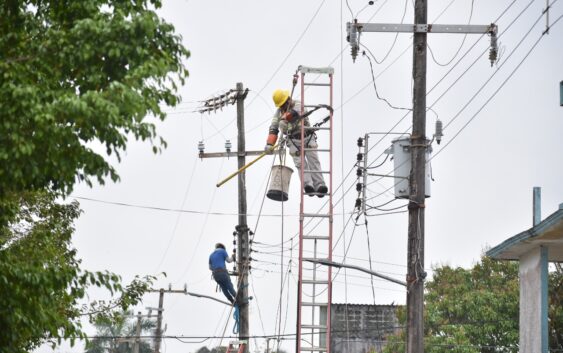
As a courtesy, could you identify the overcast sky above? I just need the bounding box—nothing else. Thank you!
[38,0,562,352]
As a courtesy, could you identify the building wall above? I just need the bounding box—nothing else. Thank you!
[519,247,548,353]
[330,304,401,353]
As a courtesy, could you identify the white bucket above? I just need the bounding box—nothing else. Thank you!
[267,165,294,202]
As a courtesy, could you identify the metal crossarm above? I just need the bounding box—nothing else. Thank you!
[296,66,334,353]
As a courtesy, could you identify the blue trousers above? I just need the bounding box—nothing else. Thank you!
[213,270,237,304]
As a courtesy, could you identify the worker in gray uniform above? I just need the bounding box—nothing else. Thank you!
[265,89,327,197]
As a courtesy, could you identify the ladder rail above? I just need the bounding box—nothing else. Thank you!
[296,67,333,353]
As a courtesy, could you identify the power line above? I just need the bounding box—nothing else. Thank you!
[427,0,475,67]
[432,10,563,161]
[202,0,328,142]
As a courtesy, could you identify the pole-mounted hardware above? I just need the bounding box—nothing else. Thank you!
[347,21,499,66]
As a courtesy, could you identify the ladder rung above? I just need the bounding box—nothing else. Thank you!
[301,324,327,329]
[304,126,330,131]
[302,279,329,285]
[300,347,327,351]
[301,302,328,306]
[299,66,334,74]
[303,235,329,240]
[304,82,331,87]
[304,170,330,174]
[304,148,330,152]
[302,213,330,218]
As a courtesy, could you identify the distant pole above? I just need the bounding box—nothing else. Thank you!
[236,82,250,352]
[133,312,142,353]
[154,289,165,353]
[145,287,187,352]
[407,0,427,352]
[533,187,541,226]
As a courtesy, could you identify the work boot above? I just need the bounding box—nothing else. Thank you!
[304,184,315,197]
[316,185,328,198]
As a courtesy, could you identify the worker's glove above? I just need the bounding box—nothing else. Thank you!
[282,110,299,123]
[265,144,274,153]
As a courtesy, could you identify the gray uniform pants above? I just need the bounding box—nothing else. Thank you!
[287,135,326,189]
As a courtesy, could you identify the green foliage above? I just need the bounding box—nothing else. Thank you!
[382,256,563,353]
[86,310,156,353]
[0,191,155,353]
[0,1,188,350]
[0,0,189,196]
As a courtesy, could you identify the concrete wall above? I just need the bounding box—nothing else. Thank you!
[330,304,401,353]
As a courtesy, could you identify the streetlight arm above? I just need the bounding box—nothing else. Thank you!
[303,258,407,287]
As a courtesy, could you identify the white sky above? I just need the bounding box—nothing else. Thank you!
[38,0,563,352]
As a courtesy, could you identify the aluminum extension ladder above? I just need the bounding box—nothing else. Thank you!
[296,65,334,353]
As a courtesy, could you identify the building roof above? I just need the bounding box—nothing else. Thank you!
[487,204,563,261]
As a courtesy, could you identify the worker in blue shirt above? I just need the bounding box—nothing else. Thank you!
[209,243,237,305]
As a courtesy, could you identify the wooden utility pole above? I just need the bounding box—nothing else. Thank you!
[235,82,250,351]
[346,5,498,353]
[198,83,257,353]
[407,1,427,353]
[148,286,187,353]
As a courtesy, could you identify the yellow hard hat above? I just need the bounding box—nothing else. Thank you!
[272,89,290,108]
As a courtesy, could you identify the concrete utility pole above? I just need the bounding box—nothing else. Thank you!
[198,83,260,353]
[346,4,498,353]
[148,286,188,353]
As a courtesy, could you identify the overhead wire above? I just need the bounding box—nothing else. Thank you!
[153,155,199,274]
[432,9,563,161]
[427,0,475,67]
[367,0,409,64]
[202,0,328,142]
[175,158,225,283]
[441,3,553,132]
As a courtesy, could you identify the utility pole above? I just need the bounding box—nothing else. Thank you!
[407,2,427,353]
[346,5,498,353]
[133,311,142,353]
[198,83,258,353]
[235,82,250,349]
[148,285,188,353]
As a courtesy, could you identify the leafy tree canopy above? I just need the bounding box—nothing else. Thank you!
[0,191,156,353]
[0,0,189,197]
[0,1,188,351]
[383,256,563,353]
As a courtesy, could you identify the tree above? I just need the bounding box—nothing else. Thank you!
[0,0,189,199]
[0,1,189,350]
[382,255,563,353]
[86,310,156,353]
[0,191,155,353]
